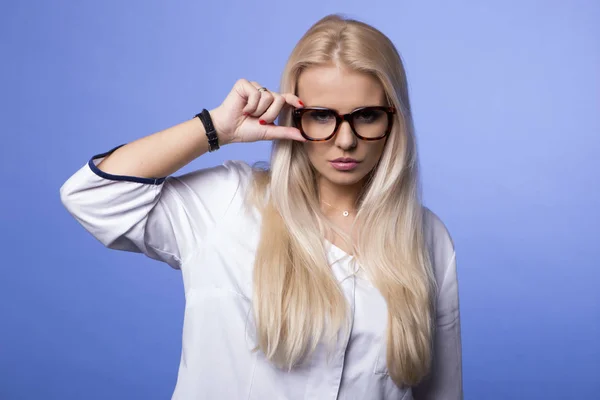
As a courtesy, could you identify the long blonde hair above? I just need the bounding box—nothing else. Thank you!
[249,14,437,387]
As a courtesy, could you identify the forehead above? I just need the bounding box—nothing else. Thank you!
[296,64,385,112]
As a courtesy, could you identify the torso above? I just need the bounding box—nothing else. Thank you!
[171,197,410,399]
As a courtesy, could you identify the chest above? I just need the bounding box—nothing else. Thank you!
[183,216,389,333]
[178,220,405,397]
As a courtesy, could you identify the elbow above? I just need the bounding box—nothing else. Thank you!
[59,177,86,219]
[59,180,76,214]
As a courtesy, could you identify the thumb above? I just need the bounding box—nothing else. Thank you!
[263,124,306,142]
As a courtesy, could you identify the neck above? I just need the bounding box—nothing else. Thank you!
[317,176,364,212]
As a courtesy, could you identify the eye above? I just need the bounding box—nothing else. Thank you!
[308,110,335,123]
[354,109,383,123]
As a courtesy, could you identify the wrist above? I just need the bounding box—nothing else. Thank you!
[208,107,233,146]
[195,109,220,152]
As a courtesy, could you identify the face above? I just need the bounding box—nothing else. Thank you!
[296,65,389,195]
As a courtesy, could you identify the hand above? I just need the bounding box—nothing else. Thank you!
[209,78,306,145]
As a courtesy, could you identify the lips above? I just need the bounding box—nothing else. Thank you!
[330,158,360,171]
[331,157,358,163]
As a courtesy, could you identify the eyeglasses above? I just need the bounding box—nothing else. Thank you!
[292,106,396,142]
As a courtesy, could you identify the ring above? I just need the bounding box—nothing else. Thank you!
[257,87,268,93]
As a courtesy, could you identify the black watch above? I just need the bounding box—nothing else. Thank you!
[195,109,220,152]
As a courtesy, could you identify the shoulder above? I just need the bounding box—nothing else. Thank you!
[422,207,456,287]
[165,160,255,194]
[153,160,261,219]
[423,207,454,251]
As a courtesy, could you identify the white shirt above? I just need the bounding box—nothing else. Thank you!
[60,145,463,400]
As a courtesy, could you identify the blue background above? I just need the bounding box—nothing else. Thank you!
[1,1,598,399]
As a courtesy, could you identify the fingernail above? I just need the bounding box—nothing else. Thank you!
[298,100,305,107]
[259,119,267,125]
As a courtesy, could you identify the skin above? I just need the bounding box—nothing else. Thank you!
[296,64,388,222]
[95,68,388,253]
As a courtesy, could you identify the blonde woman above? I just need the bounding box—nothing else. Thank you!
[60,14,462,400]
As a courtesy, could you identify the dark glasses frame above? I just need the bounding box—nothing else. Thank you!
[292,106,397,142]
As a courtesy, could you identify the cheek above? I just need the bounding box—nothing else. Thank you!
[365,142,386,165]
[303,143,327,165]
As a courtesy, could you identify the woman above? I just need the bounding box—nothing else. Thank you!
[60,14,462,400]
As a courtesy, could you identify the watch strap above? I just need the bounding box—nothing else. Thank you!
[195,109,220,152]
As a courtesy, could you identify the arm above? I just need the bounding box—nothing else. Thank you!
[95,78,304,179]
[59,111,232,269]
[95,116,219,179]
[60,79,304,267]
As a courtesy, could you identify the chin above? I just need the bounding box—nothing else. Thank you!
[322,170,368,187]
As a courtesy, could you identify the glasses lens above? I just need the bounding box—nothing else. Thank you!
[351,108,390,139]
[300,109,337,140]
[299,107,391,140]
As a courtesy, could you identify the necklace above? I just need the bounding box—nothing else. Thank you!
[321,200,356,217]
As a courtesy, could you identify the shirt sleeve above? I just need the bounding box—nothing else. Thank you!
[413,209,463,400]
[59,145,253,269]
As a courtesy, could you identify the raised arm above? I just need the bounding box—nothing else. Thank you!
[95,79,304,179]
[60,80,304,268]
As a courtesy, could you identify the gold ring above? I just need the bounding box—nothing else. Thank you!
[257,87,268,93]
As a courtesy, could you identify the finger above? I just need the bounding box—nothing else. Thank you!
[252,90,274,117]
[262,124,306,142]
[259,93,286,123]
[249,81,278,117]
[281,93,305,108]
[240,80,261,115]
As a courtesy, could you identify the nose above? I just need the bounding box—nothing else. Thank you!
[334,120,357,150]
